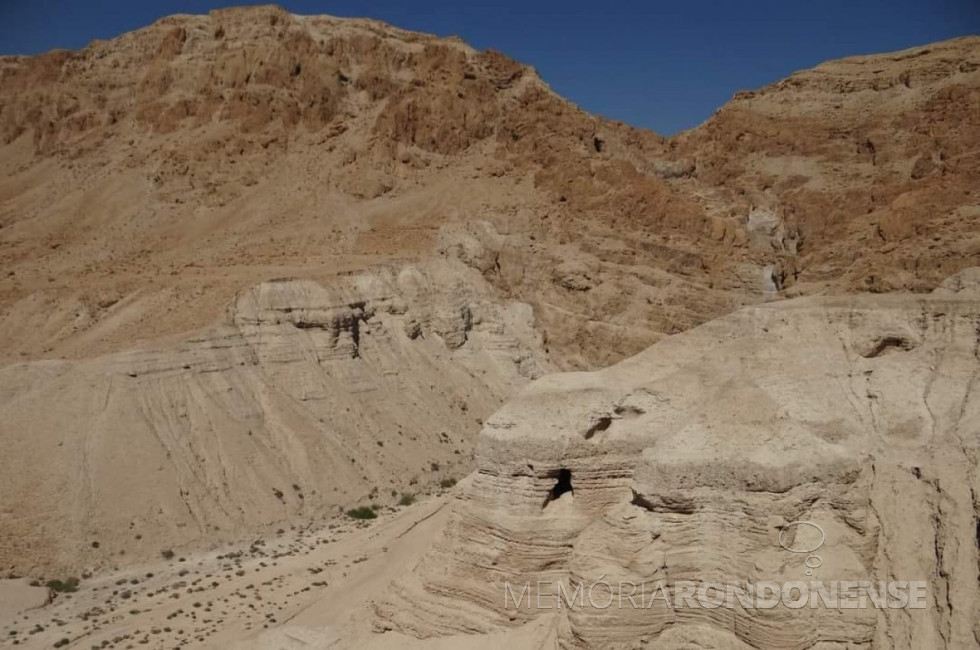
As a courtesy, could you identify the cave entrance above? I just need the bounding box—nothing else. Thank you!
[543,468,573,508]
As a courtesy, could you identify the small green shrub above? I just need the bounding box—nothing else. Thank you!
[45,577,79,593]
[346,506,377,520]
[161,549,175,560]
[54,638,70,648]
[439,478,457,489]
[398,493,416,506]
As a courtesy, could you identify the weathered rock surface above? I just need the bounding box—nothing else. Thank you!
[378,275,980,649]
[0,8,977,370]
[1,8,979,646]
[0,260,547,572]
[670,36,980,301]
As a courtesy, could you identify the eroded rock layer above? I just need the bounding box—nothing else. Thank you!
[0,7,977,369]
[379,271,980,649]
[0,260,547,572]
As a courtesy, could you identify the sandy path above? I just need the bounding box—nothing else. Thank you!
[1,496,453,649]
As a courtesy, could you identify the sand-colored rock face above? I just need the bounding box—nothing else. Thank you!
[671,36,980,299]
[379,276,980,649]
[0,259,547,572]
[0,7,977,370]
[1,7,979,647]
[0,4,705,370]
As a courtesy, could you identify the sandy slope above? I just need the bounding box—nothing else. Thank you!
[0,260,548,572]
[0,489,554,649]
[0,492,452,648]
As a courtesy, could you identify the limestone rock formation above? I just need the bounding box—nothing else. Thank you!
[0,260,547,573]
[1,8,979,646]
[378,275,980,649]
[0,8,977,370]
[670,36,980,300]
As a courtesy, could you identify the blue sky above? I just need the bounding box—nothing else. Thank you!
[1,1,977,135]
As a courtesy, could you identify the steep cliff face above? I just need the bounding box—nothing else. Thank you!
[0,260,547,572]
[670,36,980,300]
[377,272,980,649]
[1,7,976,371]
[0,4,708,371]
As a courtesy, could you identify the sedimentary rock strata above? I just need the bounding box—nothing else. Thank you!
[379,272,980,649]
[1,8,977,370]
[0,260,546,573]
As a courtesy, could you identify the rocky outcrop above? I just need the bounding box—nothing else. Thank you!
[0,260,547,573]
[377,274,980,649]
[671,37,980,298]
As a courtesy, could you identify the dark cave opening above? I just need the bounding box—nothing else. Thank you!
[543,468,573,508]
[583,416,612,440]
[862,335,914,358]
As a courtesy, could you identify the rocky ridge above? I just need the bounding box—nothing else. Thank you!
[0,8,976,370]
